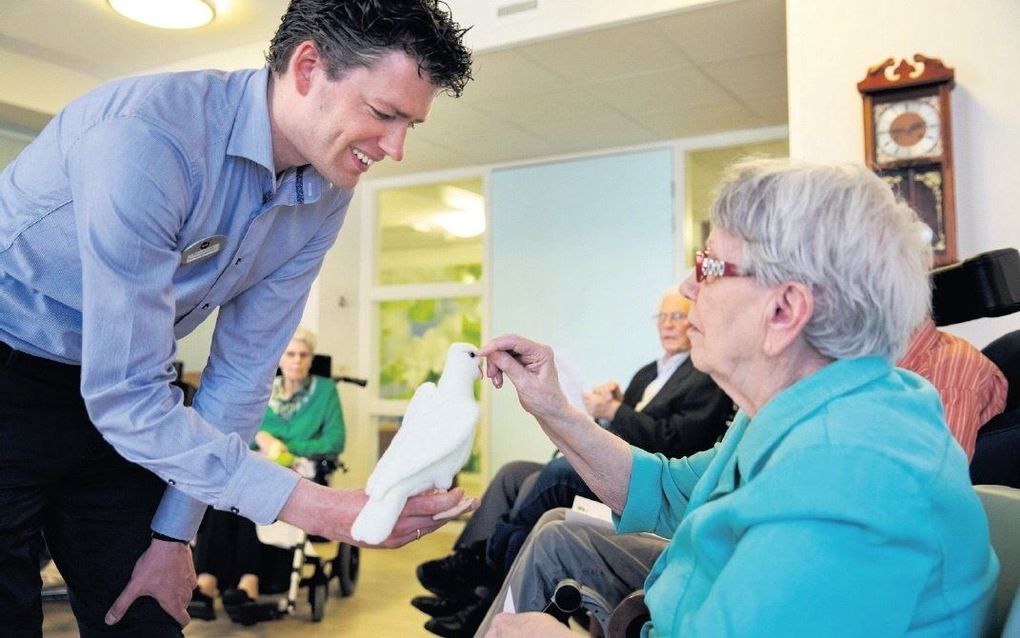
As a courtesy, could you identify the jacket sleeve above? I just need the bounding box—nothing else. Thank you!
[609,366,733,458]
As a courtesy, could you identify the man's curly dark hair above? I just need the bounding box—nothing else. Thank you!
[266,0,473,97]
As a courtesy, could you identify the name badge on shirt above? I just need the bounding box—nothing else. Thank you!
[180,235,225,265]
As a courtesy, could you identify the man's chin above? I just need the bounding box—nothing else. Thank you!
[333,174,360,190]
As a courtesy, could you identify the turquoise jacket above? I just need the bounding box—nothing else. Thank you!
[618,357,997,637]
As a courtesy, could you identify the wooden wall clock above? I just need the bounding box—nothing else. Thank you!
[858,54,957,266]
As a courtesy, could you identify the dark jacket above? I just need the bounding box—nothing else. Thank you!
[608,357,733,458]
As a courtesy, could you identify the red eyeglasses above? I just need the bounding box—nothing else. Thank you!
[695,250,745,283]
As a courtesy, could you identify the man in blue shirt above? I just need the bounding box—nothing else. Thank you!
[0,1,473,636]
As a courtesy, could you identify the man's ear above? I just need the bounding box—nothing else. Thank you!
[287,41,321,97]
[762,282,814,357]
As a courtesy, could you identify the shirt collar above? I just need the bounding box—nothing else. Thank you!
[897,319,938,370]
[227,67,276,174]
[228,67,333,207]
[735,357,892,476]
[657,351,689,377]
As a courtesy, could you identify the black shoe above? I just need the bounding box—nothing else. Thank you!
[187,588,216,621]
[424,598,490,638]
[411,592,477,618]
[222,590,282,625]
[227,601,284,626]
[221,588,252,607]
[416,549,495,598]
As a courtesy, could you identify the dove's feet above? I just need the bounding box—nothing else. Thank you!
[424,596,491,637]
[416,545,496,598]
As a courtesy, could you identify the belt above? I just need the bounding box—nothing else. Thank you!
[0,339,81,387]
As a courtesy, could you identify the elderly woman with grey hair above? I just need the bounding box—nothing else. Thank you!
[476,159,998,636]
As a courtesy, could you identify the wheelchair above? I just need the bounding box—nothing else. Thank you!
[253,456,361,623]
[230,359,366,624]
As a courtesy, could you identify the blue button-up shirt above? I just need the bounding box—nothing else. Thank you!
[0,67,352,539]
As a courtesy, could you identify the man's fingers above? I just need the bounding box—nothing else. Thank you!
[105,585,139,626]
[159,598,191,627]
[432,496,478,521]
[402,487,464,516]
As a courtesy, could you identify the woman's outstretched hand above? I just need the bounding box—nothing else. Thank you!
[479,334,571,422]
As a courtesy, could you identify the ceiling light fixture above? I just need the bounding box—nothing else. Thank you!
[108,0,215,30]
[433,211,486,238]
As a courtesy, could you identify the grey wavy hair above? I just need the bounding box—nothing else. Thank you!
[291,326,318,353]
[711,158,931,362]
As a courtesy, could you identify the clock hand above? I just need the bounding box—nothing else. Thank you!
[888,121,927,136]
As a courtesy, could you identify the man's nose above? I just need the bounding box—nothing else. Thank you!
[380,124,408,162]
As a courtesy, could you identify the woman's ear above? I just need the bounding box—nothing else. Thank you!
[762,282,814,357]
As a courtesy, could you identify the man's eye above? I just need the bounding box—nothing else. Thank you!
[370,107,393,121]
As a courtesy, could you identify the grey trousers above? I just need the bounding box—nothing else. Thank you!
[474,508,667,636]
[458,460,543,549]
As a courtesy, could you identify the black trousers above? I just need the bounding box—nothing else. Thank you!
[0,343,182,637]
[192,508,263,588]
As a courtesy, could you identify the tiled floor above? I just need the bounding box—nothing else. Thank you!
[41,521,463,637]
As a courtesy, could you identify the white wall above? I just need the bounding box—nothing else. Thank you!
[0,49,100,115]
[488,147,677,467]
[787,0,1020,347]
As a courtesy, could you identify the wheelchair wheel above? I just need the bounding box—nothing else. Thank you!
[335,543,360,597]
[309,581,328,622]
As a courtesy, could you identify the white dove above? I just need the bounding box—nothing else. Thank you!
[351,342,481,544]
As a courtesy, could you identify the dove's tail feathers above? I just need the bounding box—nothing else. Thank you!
[350,491,407,545]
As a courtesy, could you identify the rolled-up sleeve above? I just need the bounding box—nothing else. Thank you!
[617,446,715,537]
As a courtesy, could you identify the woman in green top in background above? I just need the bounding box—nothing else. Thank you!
[255,327,346,463]
[189,327,345,624]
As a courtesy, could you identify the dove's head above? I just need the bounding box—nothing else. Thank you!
[443,342,482,384]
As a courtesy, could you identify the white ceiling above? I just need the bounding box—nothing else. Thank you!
[0,0,788,179]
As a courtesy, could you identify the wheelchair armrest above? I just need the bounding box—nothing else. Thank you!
[545,579,613,635]
[544,581,650,637]
[607,589,650,638]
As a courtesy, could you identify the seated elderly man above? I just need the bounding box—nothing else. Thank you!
[476,159,998,636]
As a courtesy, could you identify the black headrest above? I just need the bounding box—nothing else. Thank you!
[310,354,332,378]
[983,330,1020,412]
[931,248,1020,326]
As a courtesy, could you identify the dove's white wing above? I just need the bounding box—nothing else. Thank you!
[365,382,436,495]
[365,389,478,498]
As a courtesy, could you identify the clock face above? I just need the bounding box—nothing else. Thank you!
[873,95,943,163]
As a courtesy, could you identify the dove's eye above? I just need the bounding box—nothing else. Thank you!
[469,352,477,358]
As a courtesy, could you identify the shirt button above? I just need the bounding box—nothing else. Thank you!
[230,507,239,514]
[202,303,210,309]
[168,479,176,486]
